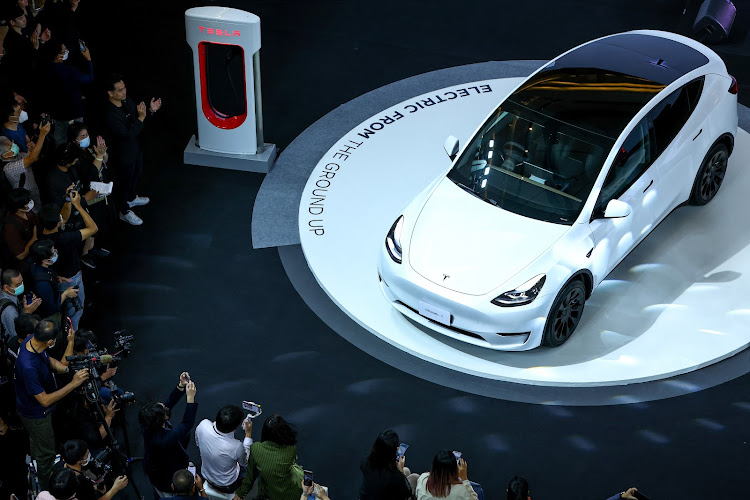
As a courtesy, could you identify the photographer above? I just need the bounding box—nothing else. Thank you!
[13,319,89,490]
[70,329,124,404]
[27,238,80,322]
[39,190,98,330]
[138,372,198,496]
[56,439,128,500]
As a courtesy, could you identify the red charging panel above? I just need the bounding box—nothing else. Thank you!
[198,41,248,129]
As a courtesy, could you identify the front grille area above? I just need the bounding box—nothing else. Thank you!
[396,301,486,341]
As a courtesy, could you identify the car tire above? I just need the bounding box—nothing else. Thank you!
[690,143,729,206]
[541,278,586,347]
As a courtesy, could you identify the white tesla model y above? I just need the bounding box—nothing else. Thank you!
[377,30,738,350]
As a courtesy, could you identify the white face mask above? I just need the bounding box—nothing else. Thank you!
[21,200,33,212]
[80,453,91,467]
[18,110,28,123]
[62,49,69,61]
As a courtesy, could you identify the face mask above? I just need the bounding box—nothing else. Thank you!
[12,283,24,296]
[18,110,28,123]
[48,252,58,264]
[62,50,69,61]
[48,340,56,349]
[78,136,90,148]
[80,454,91,467]
[7,143,19,158]
[21,199,34,212]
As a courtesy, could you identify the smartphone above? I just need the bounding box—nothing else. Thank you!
[187,465,196,478]
[396,443,408,460]
[242,401,262,418]
[632,491,650,500]
[79,40,86,52]
[303,469,313,487]
[24,292,33,305]
[62,316,72,335]
[452,450,462,464]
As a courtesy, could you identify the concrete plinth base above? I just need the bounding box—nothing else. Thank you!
[183,136,277,173]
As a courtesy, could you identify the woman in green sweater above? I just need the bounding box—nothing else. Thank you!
[233,415,303,500]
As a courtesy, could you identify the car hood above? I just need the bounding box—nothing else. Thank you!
[408,179,568,295]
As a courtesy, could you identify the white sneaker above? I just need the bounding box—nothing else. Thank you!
[119,210,143,225]
[128,196,150,208]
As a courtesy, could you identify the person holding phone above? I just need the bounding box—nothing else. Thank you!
[138,372,198,497]
[416,450,479,500]
[232,414,303,500]
[359,429,416,500]
[195,405,252,494]
[605,488,641,500]
[162,469,207,500]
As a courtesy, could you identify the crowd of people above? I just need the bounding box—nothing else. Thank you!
[0,0,161,500]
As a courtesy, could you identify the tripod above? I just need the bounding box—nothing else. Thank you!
[79,377,144,500]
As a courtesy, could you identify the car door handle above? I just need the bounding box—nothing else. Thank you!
[693,129,702,141]
[643,179,653,193]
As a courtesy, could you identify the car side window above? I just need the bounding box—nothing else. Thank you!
[595,118,656,214]
[649,81,699,156]
[685,76,704,110]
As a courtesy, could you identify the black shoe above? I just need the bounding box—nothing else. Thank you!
[81,256,97,270]
[88,247,111,259]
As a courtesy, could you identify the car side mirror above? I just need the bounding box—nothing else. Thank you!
[603,199,632,218]
[444,135,459,161]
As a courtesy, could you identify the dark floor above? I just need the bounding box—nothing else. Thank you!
[71,0,750,499]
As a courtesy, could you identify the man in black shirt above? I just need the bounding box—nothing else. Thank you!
[38,190,97,330]
[45,143,100,269]
[104,73,161,226]
[57,439,128,500]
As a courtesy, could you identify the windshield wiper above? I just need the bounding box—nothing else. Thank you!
[454,181,483,200]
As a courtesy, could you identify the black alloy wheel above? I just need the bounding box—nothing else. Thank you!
[542,279,586,347]
[691,143,729,205]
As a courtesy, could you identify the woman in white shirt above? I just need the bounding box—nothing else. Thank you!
[416,450,479,500]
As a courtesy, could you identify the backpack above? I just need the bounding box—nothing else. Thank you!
[0,296,19,343]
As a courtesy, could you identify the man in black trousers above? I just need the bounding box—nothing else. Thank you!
[104,73,161,226]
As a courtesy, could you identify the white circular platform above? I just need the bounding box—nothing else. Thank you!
[298,77,750,387]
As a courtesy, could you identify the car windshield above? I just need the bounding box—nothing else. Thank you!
[447,101,615,225]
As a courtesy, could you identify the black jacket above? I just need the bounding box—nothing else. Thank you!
[105,97,145,166]
[142,386,198,492]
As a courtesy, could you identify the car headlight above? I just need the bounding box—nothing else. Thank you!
[385,215,404,264]
[491,274,546,307]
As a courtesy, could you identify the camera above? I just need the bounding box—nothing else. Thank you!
[65,180,83,202]
[40,115,51,127]
[112,331,133,357]
[63,294,83,318]
[111,392,135,405]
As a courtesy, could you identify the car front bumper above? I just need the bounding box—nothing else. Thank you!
[378,252,554,351]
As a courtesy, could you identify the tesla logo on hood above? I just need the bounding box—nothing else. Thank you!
[443,274,450,280]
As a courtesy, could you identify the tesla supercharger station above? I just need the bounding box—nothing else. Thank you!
[183,7,276,173]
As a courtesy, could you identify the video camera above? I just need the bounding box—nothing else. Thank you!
[112,331,133,358]
[66,351,120,379]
